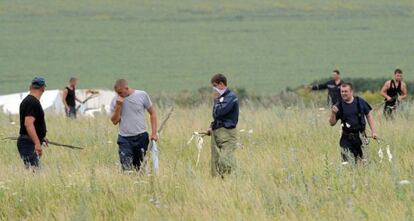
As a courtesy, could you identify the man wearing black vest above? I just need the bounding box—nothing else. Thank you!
[329,83,377,164]
[62,77,81,119]
[380,69,407,119]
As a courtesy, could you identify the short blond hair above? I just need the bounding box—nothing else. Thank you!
[114,79,128,90]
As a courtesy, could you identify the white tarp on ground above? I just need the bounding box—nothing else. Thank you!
[0,89,116,116]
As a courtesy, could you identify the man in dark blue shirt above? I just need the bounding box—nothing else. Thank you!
[312,69,344,105]
[207,73,239,178]
[329,83,377,164]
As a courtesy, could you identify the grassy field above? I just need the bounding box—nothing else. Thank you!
[1,0,414,94]
[1,104,414,220]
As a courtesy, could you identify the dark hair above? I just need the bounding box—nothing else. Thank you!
[69,77,78,82]
[211,73,227,86]
[341,82,353,90]
[394,69,403,74]
[333,69,340,75]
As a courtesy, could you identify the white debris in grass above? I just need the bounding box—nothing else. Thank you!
[187,132,205,166]
[399,180,411,185]
[386,145,393,162]
[378,148,384,162]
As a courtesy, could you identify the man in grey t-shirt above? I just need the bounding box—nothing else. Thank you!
[110,79,158,172]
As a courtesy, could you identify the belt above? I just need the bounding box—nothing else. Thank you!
[119,131,148,138]
[19,134,31,139]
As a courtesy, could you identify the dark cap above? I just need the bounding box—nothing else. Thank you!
[31,76,46,88]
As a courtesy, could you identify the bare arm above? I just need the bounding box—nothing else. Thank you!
[24,116,42,156]
[111,96,123,125]
[366,111,377,138]
[62,88,69,109]
[399,82,408,100]
[380,81,392,101]
[147,106,158,141]
[329,105,339,126]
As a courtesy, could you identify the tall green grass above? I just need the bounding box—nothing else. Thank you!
[1,104,414,220]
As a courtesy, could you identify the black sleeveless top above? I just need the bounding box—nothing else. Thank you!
[386,80,402,99]
[65,86,76,107]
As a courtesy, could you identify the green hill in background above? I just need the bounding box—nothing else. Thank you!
[1,0,413,94]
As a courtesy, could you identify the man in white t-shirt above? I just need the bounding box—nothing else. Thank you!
[110,79,158,172]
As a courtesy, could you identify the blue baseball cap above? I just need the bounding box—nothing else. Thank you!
[31,76,46,88]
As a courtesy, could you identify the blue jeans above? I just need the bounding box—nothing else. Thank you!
[117,132,149,171]
[17,136,40,168]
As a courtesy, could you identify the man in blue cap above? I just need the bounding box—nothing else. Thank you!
[17,77,48,169]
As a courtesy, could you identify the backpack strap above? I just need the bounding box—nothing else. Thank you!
[356,96,365,132]
[390,80,395,89]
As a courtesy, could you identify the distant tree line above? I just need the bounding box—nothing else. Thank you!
[151,78,414,107]
[308,78,414,95]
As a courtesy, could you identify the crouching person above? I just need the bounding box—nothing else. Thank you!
[110,79,158,173]
[207,74,239,178]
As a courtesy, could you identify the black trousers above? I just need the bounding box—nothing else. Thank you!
[340,132,363,163]
[66,106,77,119]
[117,132,149,172]
[17,136,40,168]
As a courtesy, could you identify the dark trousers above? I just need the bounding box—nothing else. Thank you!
[383,104,396,120]
[117,132,149,172]
[66,106,77,119]
[17,136,40,168]
[340,132,363,163]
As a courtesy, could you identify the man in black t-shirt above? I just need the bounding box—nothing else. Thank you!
[329,83,377,164]
[18,77,48,169]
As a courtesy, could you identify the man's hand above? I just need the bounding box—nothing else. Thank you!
[371,132,378,140]
[150,133,159,141]
[43,138,49,147]
[206,128,212,136]
[116,96,124,106]
[35,143,42,157]
[386,96,393,101]
[331,105,339,114]
[212,91,220,98]
[65,106,69,114]
[398,96,404,102]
